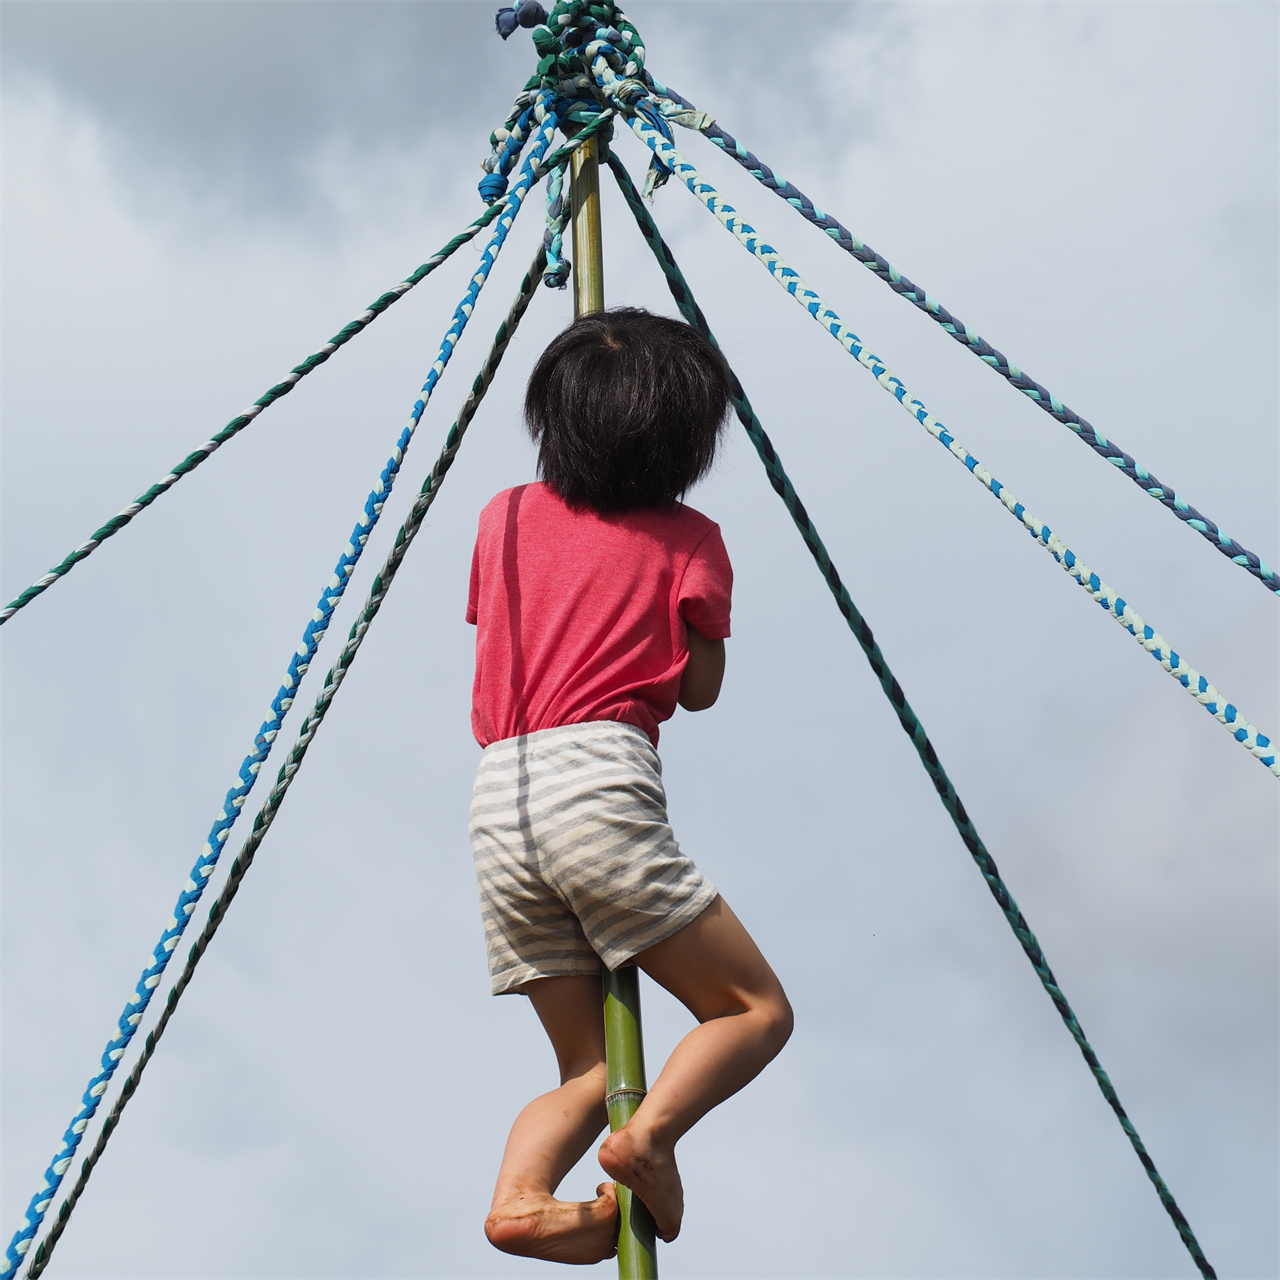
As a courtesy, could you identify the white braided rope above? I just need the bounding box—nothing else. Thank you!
[621,102,1278,778]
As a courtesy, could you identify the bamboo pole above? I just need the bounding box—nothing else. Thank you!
[603,967,658,1278]
[570,135,658,1278]
[570,135,605,318]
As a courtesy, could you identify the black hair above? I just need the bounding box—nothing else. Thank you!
[524,307,732,512]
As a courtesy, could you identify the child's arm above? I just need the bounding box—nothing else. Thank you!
[679,623,725,711]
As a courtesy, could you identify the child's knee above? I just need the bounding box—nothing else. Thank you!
[764,989,794,1055]
[733,983,793,1057]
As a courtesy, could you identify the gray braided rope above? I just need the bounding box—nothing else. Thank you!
[0,200,509,627]
[19,242,548,1280]
[644,78,1277,596]
[608,150,1217,1280]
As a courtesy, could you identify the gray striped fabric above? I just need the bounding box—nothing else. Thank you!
[470,721,718,995]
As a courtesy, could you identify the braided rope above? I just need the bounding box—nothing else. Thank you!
[608,150,1218,1280]
[536,110,617,292]
[0,107,558,1280]
[542,161,571,287]
[0,200,513,628]
[476,0,637,157]
[478,0,638,183]
[531,0,645,82]
[19,243,549,1280]
[642,79,1277,598]
[536,105,615,174]
[479,96,538,203]
[617,103,1278,779]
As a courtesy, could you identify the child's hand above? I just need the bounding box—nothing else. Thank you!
[679,624,725,711]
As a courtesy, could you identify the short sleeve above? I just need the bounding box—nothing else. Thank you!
[465,537,480,625]
[678,525,732,639]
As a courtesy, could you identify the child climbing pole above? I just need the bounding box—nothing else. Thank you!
[466,189,793,1262]
[2,3,1270,1277]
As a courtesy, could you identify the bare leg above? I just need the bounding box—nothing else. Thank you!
[597,896,792,1243]
[484,973,620,1264]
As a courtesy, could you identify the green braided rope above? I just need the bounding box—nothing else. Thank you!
[540,107,615,172]
[19,243,549,1280]
[0,200,509,628]
[608,151,1217,1280]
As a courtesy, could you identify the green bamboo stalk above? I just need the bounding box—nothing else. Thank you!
[570,133,605,319]
[569,134,656,1277]
[603,966,658,1279]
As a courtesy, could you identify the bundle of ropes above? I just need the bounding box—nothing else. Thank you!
[4,4,1272,1275]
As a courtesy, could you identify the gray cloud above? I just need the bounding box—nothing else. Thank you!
[2,1,501,213]
[2,2,883,223]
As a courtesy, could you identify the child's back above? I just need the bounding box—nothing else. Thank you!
[468,480,731,747]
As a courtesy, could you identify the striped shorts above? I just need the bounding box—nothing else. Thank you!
[469,721,718,995]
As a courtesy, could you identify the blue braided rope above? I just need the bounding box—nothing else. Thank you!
[607,148,1218,1280]
[614,96,1279,779]
[0,200,512,627]
[479,95,538,203]
[0,102,559,1280]
[643,78,1278,597]
[18,242,550,1280]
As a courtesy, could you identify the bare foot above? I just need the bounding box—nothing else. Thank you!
[598,1124,684,1243]
[484,1181,618,1264]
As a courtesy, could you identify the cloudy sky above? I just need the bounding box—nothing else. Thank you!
[2,3,1276,1277]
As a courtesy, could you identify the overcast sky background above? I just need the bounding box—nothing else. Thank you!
[2,3,1276,1278]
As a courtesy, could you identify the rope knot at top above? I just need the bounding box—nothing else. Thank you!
[522,0,646,83]
[483,0,714,277]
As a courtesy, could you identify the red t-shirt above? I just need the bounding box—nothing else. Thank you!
[467,482,732,747]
